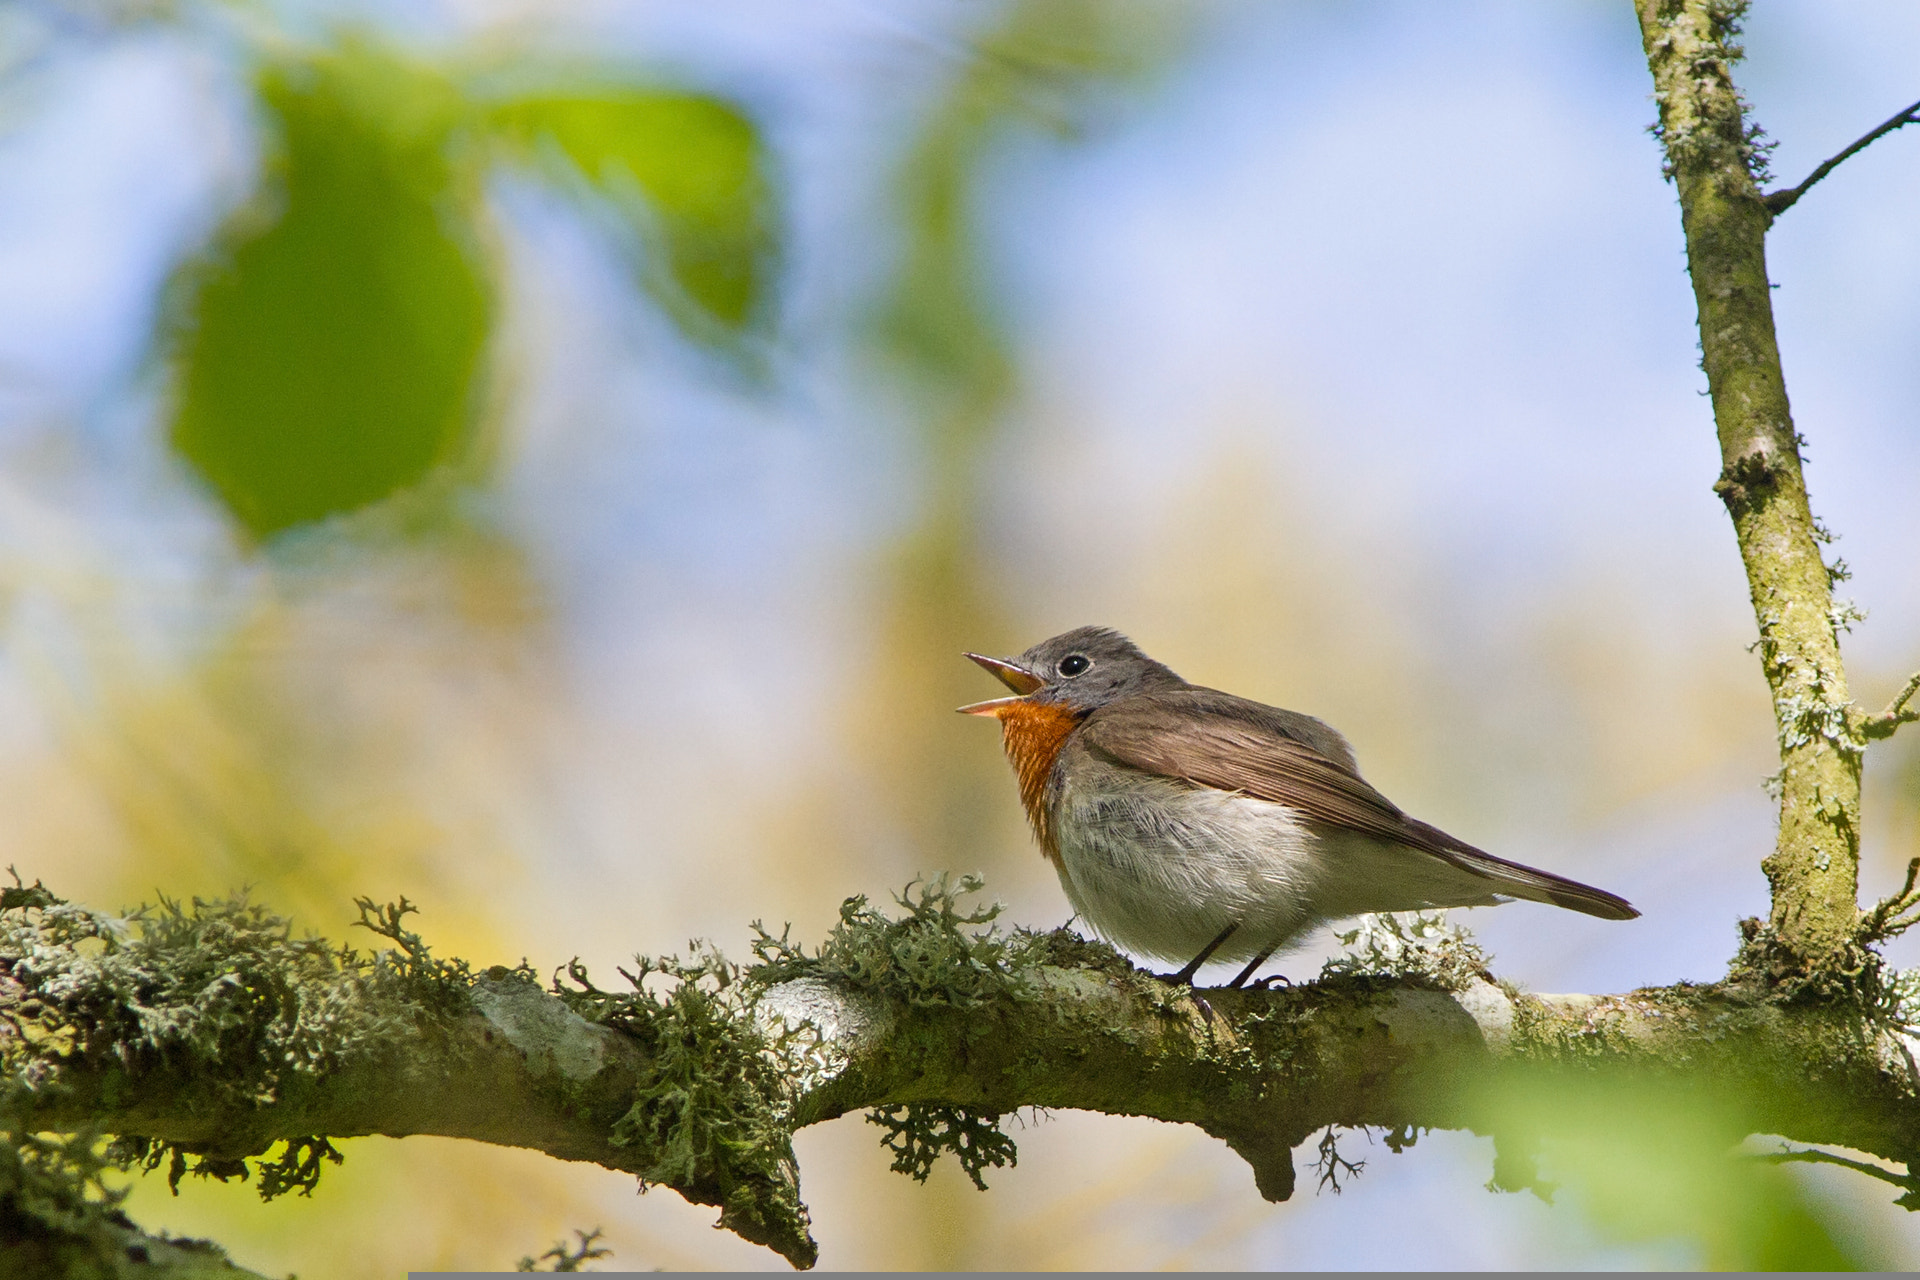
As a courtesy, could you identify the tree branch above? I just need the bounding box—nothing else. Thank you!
[6,885,1920,1270]
[1758,1144,1920,1201]
[1862,857,1920,944]
[1633,0,1864,973]
[1762,97,1920,216]
[1864,671,1920,741]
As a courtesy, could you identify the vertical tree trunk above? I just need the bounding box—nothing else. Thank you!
[1631,0,1860,971]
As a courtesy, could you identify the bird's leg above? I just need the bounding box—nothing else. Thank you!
[1163,922,1239,987]
[1224,945,1278,990]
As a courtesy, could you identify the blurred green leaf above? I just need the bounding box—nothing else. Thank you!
[170,45,488,539]
[1482,1074,1886,1269]
[488,92,775,334]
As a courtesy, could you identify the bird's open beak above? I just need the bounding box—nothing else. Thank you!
[957,652,1043,716]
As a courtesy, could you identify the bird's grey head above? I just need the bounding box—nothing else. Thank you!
[961,626,1185,717]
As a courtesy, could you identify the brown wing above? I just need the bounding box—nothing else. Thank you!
[1078,694,1414,841]
[1078,690,1638,921]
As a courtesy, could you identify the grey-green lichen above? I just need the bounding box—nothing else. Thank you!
[866,1103,1018,1189]
[749,873,1046,1010]
[550,945,817,1267]
[0,876,822,1267]
[747,875,1064,1192]
[1319,910,1491,992]
[11,871,1920,1272]
[516,1226,611,1272]
[0,1126,258,1277]
[1634,0,1868,971]
[1637,0,1773,186]
[0,879,377,1277]
[0,882,464,1197]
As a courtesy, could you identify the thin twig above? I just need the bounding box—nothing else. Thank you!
[1764,97,1920,215]
[1313,1125,1365,1194]
[1756,1144,1919,1193]
[1864,671,1920,741]
[1861,857,1920,942]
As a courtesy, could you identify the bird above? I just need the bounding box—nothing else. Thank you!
[960,626,1637,988]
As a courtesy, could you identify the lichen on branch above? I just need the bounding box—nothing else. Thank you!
[1631,0,1870,972]
[8,875,1920,1271]
[548,945,815,1265]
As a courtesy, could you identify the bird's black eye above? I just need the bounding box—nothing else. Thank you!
[1057,654,1090,677]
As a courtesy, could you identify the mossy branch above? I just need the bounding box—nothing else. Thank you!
[1631,0,1867,973]
[7,880,1920,1271]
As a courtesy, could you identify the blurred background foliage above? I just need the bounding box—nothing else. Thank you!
[170,34,775,538]
[0,0,1917,1272]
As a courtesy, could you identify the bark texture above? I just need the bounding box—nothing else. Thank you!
[1632,0,1864,972]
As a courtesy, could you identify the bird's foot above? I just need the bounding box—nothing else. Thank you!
[1161,922,1241,987]
[1223,944,1280,990]
[1151,969,1217,1022]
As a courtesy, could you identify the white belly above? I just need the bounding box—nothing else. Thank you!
[1052,772,1325,964]
[1051,771,1504,965]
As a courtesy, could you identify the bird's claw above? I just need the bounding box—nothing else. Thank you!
[1150,970,1217,1022]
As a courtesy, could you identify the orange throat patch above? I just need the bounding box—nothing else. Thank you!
[992,700,1083,863]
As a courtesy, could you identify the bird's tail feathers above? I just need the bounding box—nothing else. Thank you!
[1405,819,1640,921]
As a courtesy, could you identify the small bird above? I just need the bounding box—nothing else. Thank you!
[961,626,1637,987]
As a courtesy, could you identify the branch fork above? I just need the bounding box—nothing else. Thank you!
[1863,671,1920,742]
[1862,857,1920,945]
[1764,97,1920,216]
